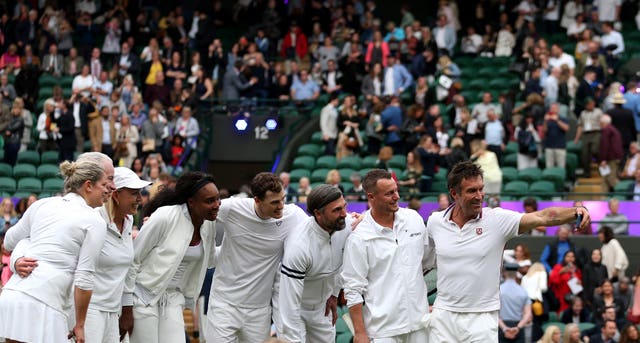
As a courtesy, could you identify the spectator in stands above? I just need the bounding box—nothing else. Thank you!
[495,23,516,57]
[12,97,32,152]
[382,54,412,96]
[574,97,602,177]
[410,48,437,82]
[541,225,578,273]
[619,324,640,343]
[297,177,312,204]
[365,30,389,68]
[361,63,384,111]
[192,66,214,101]
[474,92,502,127]
[621,142,640,179]
[543,67,561,108]
[42,43,63,77]
[598,226,629,280]
[577,41,608,84]
[498,263,532,343]
[514,114,540,170]
[401,104,427,152]
[538,325,562,343]
[89,47,103,81]
[549,250,582,313]
[91,105,115,157]
[601,21,625,61]
[0,75,16,106]
[460,26,483,56]
[397,150,422,197]
[432,14,456,56]
[3,102,24,166]
[575,69,599,117]
[598,198,629,236]
[484,109,505,162]
[561,296,591,324]
[94,71,114,106]
[321,59,343,95]
[336,95,362,159]
[416,135,443,193]
[315,37,340,71]
[608,93,637,156]
[175,106,199,150]
[281,21,308,61]
[320,93,340,156]
[549,44,576,74]
[73,64,95,98]
[587,319,618,343]
[520,198,545,236]
[562,323,583,343]
[593,281,628,328]
[345,172,366,202]
[291,69,320,102]
[469,139,502,194]
[541,103,569,169]
[381,96,405,155]
[143,71,170,108]
[36,99,60,153]
[615,277,634,315]
[114,113,139,168]
[63,47,84,76]
[599,114,624,190]
[222,61,257,102]
[567,13,587,41]
[19,44,39,70]
[583,248,610,308]
[140,107,166,156]
[520,262,548,340]
[0,44,21,74]
[455,107,481,156]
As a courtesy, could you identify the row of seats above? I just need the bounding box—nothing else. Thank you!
[0,177,62,194]
[11,150,63,166]
[292,153,408,171]
[0,163,61,179]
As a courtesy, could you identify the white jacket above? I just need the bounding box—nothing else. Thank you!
[341,209,434,339]
[278,216,351,342]
[123,204,217,309]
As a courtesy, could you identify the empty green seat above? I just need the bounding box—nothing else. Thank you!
[542,322,565,332]
[0,163,12,177]
[541,167,566,191]
[310,131,323,144]
[38,75,58,87]
[338,168,357,181]
[337,156,362,170]
[566,140,582,155]
[613,179,634,198]
[310,168,330,183]
[565,153,578,179]
[358,168,373,177]
[17,150,40,165]
[517,167,542,183]
[39,87,54,100]
[467,79,487,91]
[292,156,315,170]
[431,180,449,193]
[503,181,529,195]
[297,144,323,158]
[503,153,518,168]
[315,156,337,169]
[0,177,16,193]
[502,167,518,184]
[37,164,60,179]
[528,181,556,199]
[361,155,379,169]
[13,191,33,199]
[477,67,496,78]
[13,164,37,178]
[18,177,42,192]
[40,151,59,164]
[434,168,449,181]
[43,178,64,193]
[388,155,407,169]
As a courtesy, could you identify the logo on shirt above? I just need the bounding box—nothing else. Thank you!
[276,220,283,227]
[476,227,483,235]
[409,232,422,237]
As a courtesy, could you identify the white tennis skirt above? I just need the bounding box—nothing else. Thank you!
[0,289,70,343]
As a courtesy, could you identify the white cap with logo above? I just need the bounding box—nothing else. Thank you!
[114,167,152,190]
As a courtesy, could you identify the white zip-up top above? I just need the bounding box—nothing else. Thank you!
[427,205,522,312]
[91,206,134,312]
[211,198,308,308]
[3,193,106,312]
[123,204,217,309]
[341,208,434,339]
[279,216,352,342]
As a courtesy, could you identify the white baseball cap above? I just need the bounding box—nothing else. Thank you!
[114,167,152,190]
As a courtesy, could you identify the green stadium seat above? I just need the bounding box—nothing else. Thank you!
[361,155,379,169]
[40,151,59,165]
[340,181,352,192]
[477,67,496,78]
[0,163,12,177]
[388,155,407,169]
[0,177,16,193]
[434,168,448,181]
[292,156,315,170]
[17,150,40,165]
[297,144,323,158]
[38,192,53,199]
[38,75,58,87]
[467,79,487,91]
[460,90,477,103]
[18,177,42,193]
[542,322,565,332]
[528,181,556,199]
[577,322,595,332]
[37,164,60,179]
[358,168,374,177]
[566,140,582,155]
[310,131,323,144]
[289,169,311,183]
[420,196,439,202]
[431,180,449,193]
[338,168,357,181]
[503,181,529,195]
[13,191,33,198]
[337,156,362,170]
[13,164,37,178]
[517,167,542,183]
[502,167,518,184]
[503,153,518,168]
[315,156,337,169]
[310,168,330,183]
[336,332,352,343]
[39,86,54,100]
[566,153,578,179]
[541,167,566,191]
[613,179,634,198]
[42,178,64,193]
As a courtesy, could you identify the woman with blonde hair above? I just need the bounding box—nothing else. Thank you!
[562,323,584,343]
[114,114,139,168]
[336,95,363,159]
[0,152,115,343]
[325,169,344,193]
[537,325,561,343]
[469,139,502,194]
[0,198,19,230]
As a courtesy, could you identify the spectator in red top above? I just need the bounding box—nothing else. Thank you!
[599,114,624,191]
[549,250,583,314]
[170,134,185,167]
[365,30,390,68]
[281,22,308,60]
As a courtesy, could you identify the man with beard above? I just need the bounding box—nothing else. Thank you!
[278,184,351,342]
[206,172,308,342]
[342,169,435,343]
[426,161,592,342]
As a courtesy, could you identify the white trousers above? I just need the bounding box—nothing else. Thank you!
[372,327,429,343]
[205,299,270,343]
[85,308,119,343]
[129,290,186,343]
[428,308,498,343]
[295,305,335,343]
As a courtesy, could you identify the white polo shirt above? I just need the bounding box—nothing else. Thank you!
[427,205,522,313]
[210,198,308,308]
[342,208,434,339]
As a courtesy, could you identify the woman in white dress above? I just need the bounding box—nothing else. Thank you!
[0,152,115,343]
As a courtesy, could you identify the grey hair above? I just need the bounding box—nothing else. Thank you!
[600,114,612,125]
[60,152,112,193]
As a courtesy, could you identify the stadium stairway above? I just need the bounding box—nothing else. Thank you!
[568,163,608,201]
